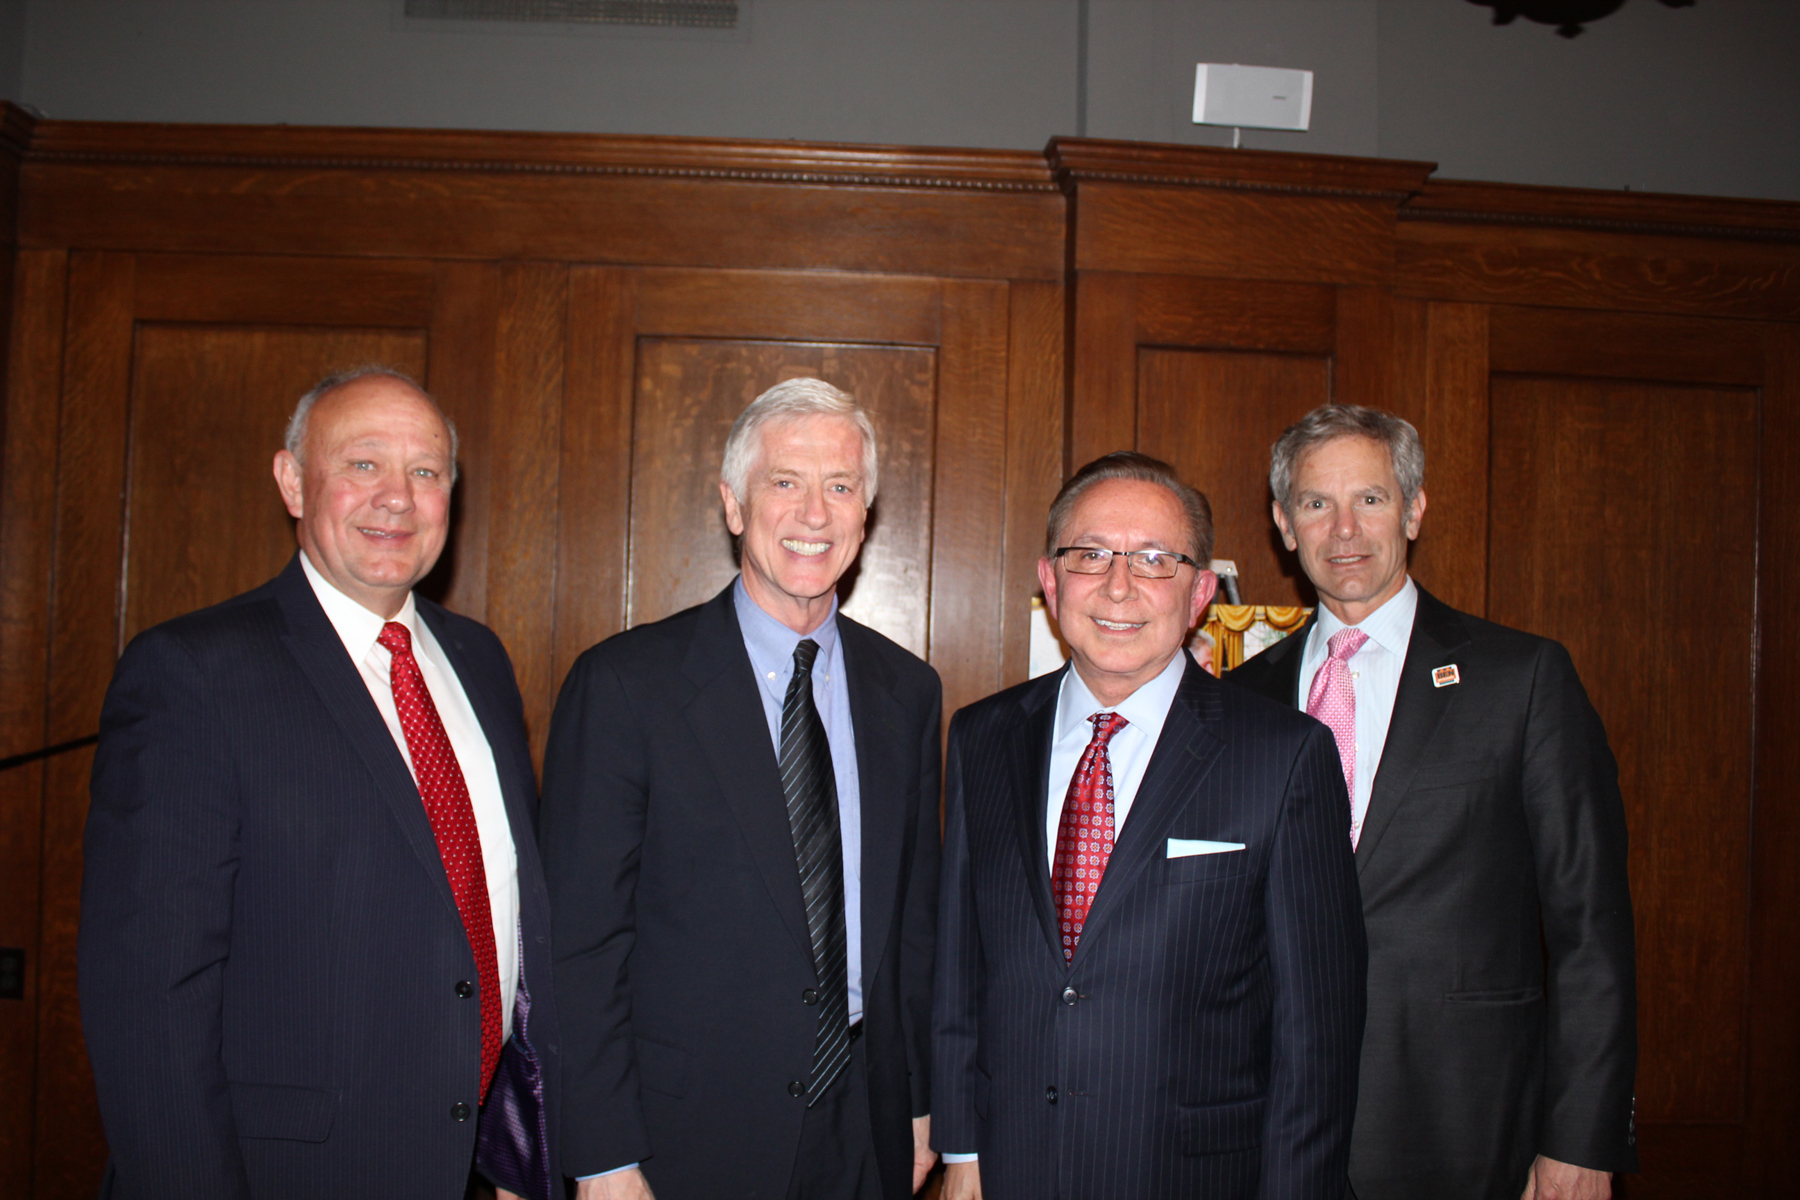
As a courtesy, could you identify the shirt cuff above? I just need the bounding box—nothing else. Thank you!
[577,1163,640,1180]
[941,1153,979,1163]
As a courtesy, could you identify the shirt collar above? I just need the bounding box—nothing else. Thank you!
[299,550,419,660]
[1313,575,1417,657]
[733,575,840,676]
[1056,647,1188,747]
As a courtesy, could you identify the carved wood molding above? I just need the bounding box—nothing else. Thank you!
[1047,137,1436,203]
[24,116,1059,194]
[1402,179,1800,246]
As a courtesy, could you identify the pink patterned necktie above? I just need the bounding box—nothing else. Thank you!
[1306,627,1369,846]
[1052,712,1128,964]
[378,621,503,1101]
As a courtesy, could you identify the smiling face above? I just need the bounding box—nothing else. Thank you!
[273,376,454,619]
[720,413,870,634]
[1273,434,1425,626]
[1038,478,1217,708]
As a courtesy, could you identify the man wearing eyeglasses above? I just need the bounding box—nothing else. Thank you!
[932,452,1367,1200]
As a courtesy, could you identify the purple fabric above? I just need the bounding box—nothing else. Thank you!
[476,959,552,1200]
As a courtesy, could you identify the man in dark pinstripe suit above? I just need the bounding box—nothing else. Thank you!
[932,452,1366,1200]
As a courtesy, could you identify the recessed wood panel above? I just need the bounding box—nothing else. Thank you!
[626,338,936,657]
[1488,376,1757,1124]
[123,325,427,642]
[1136,347,1332,606]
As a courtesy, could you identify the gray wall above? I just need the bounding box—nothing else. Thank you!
[12,0,1800,202]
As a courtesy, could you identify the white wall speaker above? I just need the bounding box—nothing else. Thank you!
[1192,63,1313,132]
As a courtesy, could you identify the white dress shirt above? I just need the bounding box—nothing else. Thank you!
[1295,576,1419,846]
[1044,649,1190,865]
[300,552,519,1036]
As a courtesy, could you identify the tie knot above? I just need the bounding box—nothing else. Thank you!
[1089,711,1128,745]
[377,621,413,657]
[1327,628,1368,662]
[792,638,821,675]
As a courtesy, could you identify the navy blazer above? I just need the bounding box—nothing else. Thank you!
[540,583,942,1200]
[932,654,1366,1200]
[79,554,561,1198]
[1226,585,1636,1198]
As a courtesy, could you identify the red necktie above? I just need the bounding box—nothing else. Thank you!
[378,621,502,1101]
[1052,712,1128,964]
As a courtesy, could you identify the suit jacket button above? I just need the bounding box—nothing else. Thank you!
[787,1080,807,1097]
[451,1102,471,1121]
[1061,986,1078,1005]
[455,980,474,998]
[802,988,819,1005]
[1045,1085,1058,1104]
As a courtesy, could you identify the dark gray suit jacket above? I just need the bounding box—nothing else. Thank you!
[80,553,561,1198]
[932,655,1367,1200]
[1226,584,1637,1199]
[539,583,942,1200]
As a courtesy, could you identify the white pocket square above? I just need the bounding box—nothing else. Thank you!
[1167,838,1246,858]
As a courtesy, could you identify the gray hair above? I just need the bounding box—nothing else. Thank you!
[284,366,460,484]
[1269,404,1423,516]
[1045,451,1215,564]
[720,377,879,503]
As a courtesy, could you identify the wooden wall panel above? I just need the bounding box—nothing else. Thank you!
[998,280,1065,686]
[0,248,65,1197]
[1488,377,1758,1128]
[122,325,427,640]
[625,338,936,651]
[1136,348,1331,605]
[1408,301,1489,615]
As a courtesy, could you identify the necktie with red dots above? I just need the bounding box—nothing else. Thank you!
[1052,712,1128,965]
[378,621,502,1101]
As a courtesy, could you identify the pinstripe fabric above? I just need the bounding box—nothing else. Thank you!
[80,555,562,1198]
[933,655,1366,1200]
[1227,587,1637,1199]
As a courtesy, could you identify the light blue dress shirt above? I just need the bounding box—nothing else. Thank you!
[733,576,865,1024]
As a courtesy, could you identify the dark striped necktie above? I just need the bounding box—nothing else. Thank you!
[779,638,850,1106]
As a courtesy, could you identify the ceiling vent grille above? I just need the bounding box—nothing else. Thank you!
[405,0,738,28]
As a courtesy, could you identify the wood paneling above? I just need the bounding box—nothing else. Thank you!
[123,325,427,640]
[625,338,936,652]
[0,248,64,1197]
[1136,348,1331,605]
[4,116,1799,1198]
[1488,377,1758,1127]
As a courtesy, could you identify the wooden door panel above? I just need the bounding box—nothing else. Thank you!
[124,325,427,641]
[1136,347,1331,605]
[1488,376,1758,1127]
[626,337,936,657]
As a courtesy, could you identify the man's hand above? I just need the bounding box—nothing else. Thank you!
[577,1167,657,1199]
[912,1116,938,1193]
[941,1160,982,1200]
[1520,1155,1611,1200]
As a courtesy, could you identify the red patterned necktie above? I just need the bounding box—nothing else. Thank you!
[378,621,502,1101]
[1052,712,1128,964]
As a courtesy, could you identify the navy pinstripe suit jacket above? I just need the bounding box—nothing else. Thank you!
[79,554,561,1198]
[932,654,1366,1200]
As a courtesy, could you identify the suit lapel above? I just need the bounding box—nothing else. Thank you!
[273,557,461,918]
[839,619,908,983]
[1074,657,1225,967]
[1355,587,1471,875]
[1008,670,1064,964]
[1239,611,1313,705]
[681,587,816,965]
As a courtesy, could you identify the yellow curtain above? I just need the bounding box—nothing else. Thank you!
[1201,605,1312,674]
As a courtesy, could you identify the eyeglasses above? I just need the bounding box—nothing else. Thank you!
[1050,546,1201,579]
